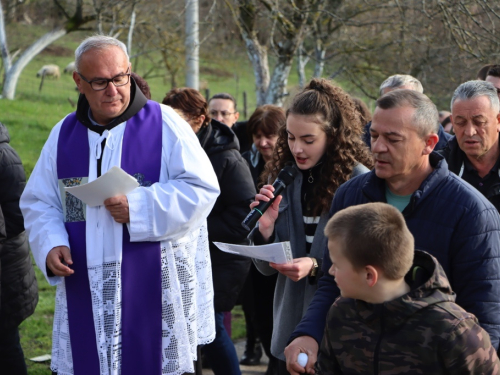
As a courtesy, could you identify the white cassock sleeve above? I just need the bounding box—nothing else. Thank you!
[21,105,219,284]
[126,104,220,242]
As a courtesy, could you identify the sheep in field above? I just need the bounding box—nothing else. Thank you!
[36,64,60,79]
[63,61,76,74]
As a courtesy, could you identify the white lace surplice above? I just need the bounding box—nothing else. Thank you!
[21,106,219,375]
[51,224,215,375]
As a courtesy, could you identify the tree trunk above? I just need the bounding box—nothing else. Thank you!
[185,0,199,89]
[127,6,136,56]
[233,0,307,105]
[265,57,294,105]
[297,43,309,88]
[3,28,67,99]
[313,40,325,78]
[243,35,270,106]
[0,0,11,74]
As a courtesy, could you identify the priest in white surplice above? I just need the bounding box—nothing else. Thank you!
[20,35,220,375]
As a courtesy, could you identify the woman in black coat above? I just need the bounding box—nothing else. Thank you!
[163,88,256,375]
[239,105,283,374]
[0,122,38,375]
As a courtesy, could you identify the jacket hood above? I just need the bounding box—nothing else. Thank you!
[355,250,455,329]
[0,122,10,144]
[197,119,240,155]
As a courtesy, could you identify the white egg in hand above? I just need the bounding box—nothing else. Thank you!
[297,352,308,367]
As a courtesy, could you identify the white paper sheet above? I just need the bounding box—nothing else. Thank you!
[213,241,293,264]
[65,166,140,207]
[29,354,51,362]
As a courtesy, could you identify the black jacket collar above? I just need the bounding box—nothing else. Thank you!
[75,78,148,135]
[197,119,240,155]
[440,134,500,176]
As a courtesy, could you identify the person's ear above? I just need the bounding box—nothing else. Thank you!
[496,112,500,132]
[365,265,378,287]
[198,115,206,126]
[234,111,240,122]
[73,71,84,93]
[423,133,439,155]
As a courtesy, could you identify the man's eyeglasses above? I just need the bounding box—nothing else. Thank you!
[209,110,236,119]
[78,67,131,91]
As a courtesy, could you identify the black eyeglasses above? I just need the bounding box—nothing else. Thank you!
[78,67,131,91]
[209,110,236,119]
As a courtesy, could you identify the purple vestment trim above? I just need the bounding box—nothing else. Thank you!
[57,102,163,375]
[121,101,162,375]
[57,113,100,375]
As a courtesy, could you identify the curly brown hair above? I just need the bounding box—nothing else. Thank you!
[262,78,373,216]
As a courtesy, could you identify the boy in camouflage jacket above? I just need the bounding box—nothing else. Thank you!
[314,202,499,375]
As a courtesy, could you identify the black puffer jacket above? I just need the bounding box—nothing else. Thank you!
[0,123,38,329]
[198,120,256,312]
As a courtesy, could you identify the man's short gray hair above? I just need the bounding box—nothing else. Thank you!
[450,80,500,113]
[75,35,129,72]
[379,74,424,96]
[376,90,439,136]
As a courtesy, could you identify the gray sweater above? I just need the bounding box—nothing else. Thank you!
[253,163,369,360]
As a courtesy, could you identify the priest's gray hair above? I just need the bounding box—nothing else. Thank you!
[379,74,424,96]
[451,80,500,113]
[75,35,129,72]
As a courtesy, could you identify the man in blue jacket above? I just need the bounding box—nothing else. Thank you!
[285,89,500,375]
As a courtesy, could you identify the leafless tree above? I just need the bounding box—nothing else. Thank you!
[227,0,317,106]
[227,0,500,108]
[317,0,500,107]
[0,0,97,99]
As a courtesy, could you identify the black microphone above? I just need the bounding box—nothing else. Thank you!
[241,165,297,231]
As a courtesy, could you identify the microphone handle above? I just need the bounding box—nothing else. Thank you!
[241,179,286,231]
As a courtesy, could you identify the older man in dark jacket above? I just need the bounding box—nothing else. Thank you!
[0,122,38,374]
[285,90,500,375]
[441,80,500,212]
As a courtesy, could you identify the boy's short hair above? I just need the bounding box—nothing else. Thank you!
[324,202,414,280]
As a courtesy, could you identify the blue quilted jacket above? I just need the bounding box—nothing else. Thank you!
[290,152,500,350]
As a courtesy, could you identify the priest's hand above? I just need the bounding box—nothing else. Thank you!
[104,195,130,223]
[47,246,74,277]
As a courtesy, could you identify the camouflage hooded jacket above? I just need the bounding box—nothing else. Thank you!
[316,250,500,375]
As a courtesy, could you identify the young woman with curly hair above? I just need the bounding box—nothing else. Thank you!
[250,78,373,374]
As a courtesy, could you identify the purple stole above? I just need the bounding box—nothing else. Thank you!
[57,101,163,375]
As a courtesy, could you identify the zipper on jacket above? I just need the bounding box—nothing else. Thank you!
[373,306,385,375]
